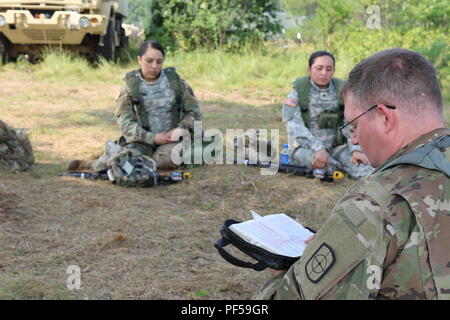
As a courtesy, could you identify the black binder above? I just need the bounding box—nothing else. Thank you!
[214,219,315,271]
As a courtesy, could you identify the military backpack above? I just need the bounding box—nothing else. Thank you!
[0,120,34,172]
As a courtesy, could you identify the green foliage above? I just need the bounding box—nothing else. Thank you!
[144,0,282,51]
[125,0,153,28]
[281,0,449,30]
[280,0,317,16]
[279,0,448,44]
[304,0,361,47]
[414,37,449,95]
[414,37,449,70]
[7,1,447,104]
[358,0,450,30]
[275,0,449,102]
[194,289,209,298]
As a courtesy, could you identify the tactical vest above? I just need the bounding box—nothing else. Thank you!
[293,77,346,146]
[124,67,184,132]
[370,133,450,299]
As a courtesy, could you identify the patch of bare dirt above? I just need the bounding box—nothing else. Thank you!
[0,191,25,223]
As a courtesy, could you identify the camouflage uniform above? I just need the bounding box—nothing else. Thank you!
[0,120,34,172]
[92,68,202,171]
[282,79,373,179]
[254,128,450,300]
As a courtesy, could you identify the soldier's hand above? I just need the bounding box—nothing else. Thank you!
[269,268,287,275]
[168,127,189,142]
[305,235,314,244]
[154,132,172,145]
[312,149,329,169]
[352,151,370,165]
[267,235,314,276]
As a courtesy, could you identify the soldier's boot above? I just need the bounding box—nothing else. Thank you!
[67,159,94,171]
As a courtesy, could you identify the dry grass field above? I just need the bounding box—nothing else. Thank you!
[0,57,447,300]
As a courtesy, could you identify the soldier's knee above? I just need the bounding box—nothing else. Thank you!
[153,143,180,169]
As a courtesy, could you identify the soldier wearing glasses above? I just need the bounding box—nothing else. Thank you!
[255,48,450,300]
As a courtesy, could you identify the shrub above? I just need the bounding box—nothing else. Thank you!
[144,0,282,51]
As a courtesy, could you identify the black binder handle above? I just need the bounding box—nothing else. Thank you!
[214,237,268,271]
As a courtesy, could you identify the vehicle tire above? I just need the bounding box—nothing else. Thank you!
[117,19,128,50]
[97,18,116,62]
[119,28,128,50]
[0,34,10,65]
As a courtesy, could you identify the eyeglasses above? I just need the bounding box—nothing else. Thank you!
[340,104,396,138]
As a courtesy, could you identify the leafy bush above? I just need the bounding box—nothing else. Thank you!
[278,0,449,101]
[126,0,152,25]
[144,0,282,51]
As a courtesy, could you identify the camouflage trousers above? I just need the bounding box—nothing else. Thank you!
[92,140,181,172]
[290,144,373,180]
[0,120,34,172]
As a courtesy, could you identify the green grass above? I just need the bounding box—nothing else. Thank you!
[0,275,77,300]
[165,42,449,104]
[5,41,448,104]
[3,50,128,86]
[165,44,314,99]
[35,54,126,85]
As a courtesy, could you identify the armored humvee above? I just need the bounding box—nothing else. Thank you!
[0,0,128,63]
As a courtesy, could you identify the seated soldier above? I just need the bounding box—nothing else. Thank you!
[0,120,34,172]
[68,40,202,173]
[282,50,373,179]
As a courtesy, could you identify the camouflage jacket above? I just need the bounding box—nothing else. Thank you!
[0,120,34,172]
[114,68,202,146]
[254,128,450,300]
[283,79,361,153]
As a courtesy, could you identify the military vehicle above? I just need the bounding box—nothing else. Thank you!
[0,0,129,63]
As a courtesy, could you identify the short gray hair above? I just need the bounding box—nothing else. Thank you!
[342,48,443,116]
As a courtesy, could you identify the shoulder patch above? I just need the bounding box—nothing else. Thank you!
[305,243,336,283]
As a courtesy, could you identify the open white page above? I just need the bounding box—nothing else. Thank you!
[229,212,314,257]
